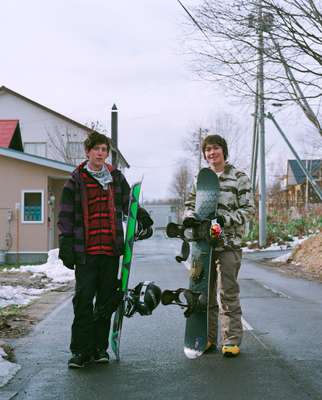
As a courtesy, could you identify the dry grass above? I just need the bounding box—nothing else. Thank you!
[290,233,322,279]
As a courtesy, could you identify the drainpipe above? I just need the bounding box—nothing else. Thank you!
[111,104,118,167]
[16,203,20,265]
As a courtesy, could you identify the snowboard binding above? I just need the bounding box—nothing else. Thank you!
[166,223,191,262]
[135,222,153,241]
[161,288,207,318]
[166,220,209,264]
[166,218,224,263]
[124,281,162,318]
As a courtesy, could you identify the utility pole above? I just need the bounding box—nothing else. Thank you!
[198,128,202,170]
[249,0,268,246]
[257,0,267,247]
[250,80,259,194]
[305,160,309,210]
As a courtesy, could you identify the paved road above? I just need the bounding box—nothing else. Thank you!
[3,234,322,400]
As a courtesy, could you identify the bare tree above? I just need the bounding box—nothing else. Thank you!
[46,126,81,164]
[169,161,193,221]
[298,124,322,159]
[179,0,322,135]
[46,124,103,165]
[87,120,108,134]
[183,126,209,173]
[183,113,252,174]
[261,0,322,67]
[210,113,252,171]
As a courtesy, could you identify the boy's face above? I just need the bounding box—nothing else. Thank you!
[204,143,225,168]
[86,143,109,170]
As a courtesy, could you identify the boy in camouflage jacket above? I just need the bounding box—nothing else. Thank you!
[184,134,255,357]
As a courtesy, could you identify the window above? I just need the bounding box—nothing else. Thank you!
[24,142,47,157]
[21,190,44,223]
[66,142,85,165]
[67,142,84,159]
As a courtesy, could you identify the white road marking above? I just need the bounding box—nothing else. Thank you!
[183,260,191,270]
[262,284,291,299]
[242,317,254,331]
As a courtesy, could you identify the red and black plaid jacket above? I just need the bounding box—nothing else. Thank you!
[58,161,131,265]
[81,168,117,255]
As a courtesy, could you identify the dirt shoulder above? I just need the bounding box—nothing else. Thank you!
[255,233,322,283]
[261,259,322,283]
[0,270,73,339]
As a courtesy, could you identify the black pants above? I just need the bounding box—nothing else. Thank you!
[70,254,119,356]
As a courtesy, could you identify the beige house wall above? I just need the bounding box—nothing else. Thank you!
[0,156,71,256]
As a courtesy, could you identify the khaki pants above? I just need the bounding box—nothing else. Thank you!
[208,249,242,346]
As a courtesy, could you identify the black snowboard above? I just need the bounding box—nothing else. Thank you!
[184,168,220,358]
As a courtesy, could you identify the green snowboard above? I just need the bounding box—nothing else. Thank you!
[110,181,141,361]
[184,168,220,358]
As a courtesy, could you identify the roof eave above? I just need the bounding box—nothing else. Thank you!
[0,86,130,167]
[0,146,75,173]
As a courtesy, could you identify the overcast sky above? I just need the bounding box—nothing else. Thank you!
[1,0,316,200]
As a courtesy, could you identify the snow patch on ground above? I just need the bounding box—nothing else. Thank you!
[0,357,21,388]
[242,235,311,253]
[0,249,74,308]
[20,249,74,284]
[0,286,46,308]
[0,342,21,388]
[0,249,74,387]
[271,252,292,263]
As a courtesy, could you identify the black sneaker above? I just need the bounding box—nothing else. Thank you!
[68,353,91,368]
[204,342,217,354]
[94,349,109,363]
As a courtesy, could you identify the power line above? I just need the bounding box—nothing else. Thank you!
[176,0,210,41]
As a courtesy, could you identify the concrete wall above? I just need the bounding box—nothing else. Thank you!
[144,204,177,229]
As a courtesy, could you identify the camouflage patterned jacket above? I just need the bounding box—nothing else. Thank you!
[184,163,255,249]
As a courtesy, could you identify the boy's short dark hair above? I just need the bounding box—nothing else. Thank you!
[84,131,110,152]
[202,134,228,160]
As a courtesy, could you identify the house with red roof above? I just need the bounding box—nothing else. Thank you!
[0,86,129,264]
[0,85,129,170]
[0,120,23,151]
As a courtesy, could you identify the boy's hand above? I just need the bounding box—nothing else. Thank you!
[182,216,199,228]
[210,222,222,239]
[216,215,225,228]
[59,236,75,270]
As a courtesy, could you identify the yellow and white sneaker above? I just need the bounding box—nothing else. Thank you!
[222,344,240,357]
